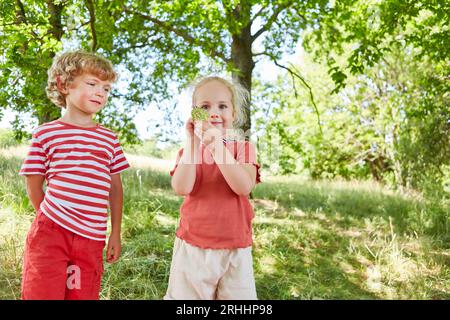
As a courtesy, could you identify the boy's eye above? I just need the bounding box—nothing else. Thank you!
[87,82,95,86]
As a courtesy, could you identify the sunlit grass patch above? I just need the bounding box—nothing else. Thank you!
[0,207,33,299]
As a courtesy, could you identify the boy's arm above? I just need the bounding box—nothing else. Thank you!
[107,173,123,263]
[25,175,45,212]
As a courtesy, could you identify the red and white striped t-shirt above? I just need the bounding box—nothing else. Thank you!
[19,120,130,241]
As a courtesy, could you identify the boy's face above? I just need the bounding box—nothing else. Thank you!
[63,73,111,115]
[194,80,234,132]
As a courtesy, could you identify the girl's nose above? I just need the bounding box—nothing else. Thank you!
[210,114,220,119]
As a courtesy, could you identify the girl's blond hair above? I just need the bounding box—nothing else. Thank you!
[190,76,249,129]
[46,50,118,108]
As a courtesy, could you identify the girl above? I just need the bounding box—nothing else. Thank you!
[164,76,261,300]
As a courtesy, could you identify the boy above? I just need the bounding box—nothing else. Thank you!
[19,50,130,299]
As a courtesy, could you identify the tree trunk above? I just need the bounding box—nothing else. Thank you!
[37,0,65,125]
[230,5,254,138]
[47,0,64,41]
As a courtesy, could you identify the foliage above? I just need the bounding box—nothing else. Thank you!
[124,136,179,159]
[304,0,450,92]
[0,129,21,149]
[254,42,449,197]
[0,0,63,132]
[1,0,335,139]
[0,0,138,143]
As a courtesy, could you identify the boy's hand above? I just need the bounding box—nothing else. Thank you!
[106,232,121,263]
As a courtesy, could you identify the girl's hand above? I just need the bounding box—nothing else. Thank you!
[194,121,222,147]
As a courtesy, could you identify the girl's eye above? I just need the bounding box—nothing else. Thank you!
[104,88,110,93]
[87,82,95,86]
[201,105,209,109]
[220,104,228,109]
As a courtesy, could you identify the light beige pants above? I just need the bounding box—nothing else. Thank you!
[164,237,257,300]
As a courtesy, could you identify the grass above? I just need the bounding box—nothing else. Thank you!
[0,146,448,299]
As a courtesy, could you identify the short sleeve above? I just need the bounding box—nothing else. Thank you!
[110,137,130,174]
[169,148,184,176]
[236,142,261,184]
[19,130,47,176]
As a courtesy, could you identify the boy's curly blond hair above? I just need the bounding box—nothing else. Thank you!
[46,50,118,108]
[190,76,249,129]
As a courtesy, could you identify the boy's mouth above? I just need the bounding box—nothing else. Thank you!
[89,100,102,105]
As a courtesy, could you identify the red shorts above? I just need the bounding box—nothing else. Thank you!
[21,211,106,300]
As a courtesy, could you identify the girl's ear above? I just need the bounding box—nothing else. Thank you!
[56,76,68,94]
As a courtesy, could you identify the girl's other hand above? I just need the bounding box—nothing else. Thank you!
[185,117,196,140]
[193,120,205,142]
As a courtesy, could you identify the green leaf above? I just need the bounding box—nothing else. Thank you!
[191,107,209,121]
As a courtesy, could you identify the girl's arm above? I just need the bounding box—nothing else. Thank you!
[208,142,257,196]
[25,175,45,211]
[171,118,201,196]
[171,138,199,195]
[108,173,123,263]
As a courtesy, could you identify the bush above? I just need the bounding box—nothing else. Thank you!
[125,137,180,159]
[0,129,20,149]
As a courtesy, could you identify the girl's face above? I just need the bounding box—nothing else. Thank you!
[193,80,234,132]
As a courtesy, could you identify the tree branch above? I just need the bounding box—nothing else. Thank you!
[251,1,293,43]
[66,20,91,33]
[250,5,265,24]
[15,0,27,24]
[46,0,64,41]
[85,0,97,52]
[14,0,40,40]
[259,52,323,135]
[112,41,151,56]
[252,51,268,57]
[220,0,234,21]
[123,8,230,64]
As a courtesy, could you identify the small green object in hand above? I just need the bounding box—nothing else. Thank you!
[191,107,209,121]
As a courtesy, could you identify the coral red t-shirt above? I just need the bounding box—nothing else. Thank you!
[170,141,261,249]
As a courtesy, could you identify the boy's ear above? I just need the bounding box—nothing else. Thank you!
[56,76,68,94]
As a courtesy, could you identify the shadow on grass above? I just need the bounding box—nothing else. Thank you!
[253,179,448,239]
[252,179,449,299]
[253,218,377,299]
[101,218,175,299]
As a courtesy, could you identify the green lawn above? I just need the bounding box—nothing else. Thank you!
[0,151,448,299]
